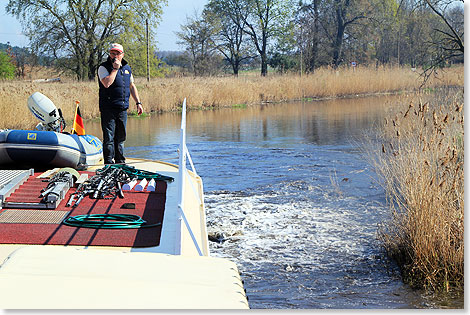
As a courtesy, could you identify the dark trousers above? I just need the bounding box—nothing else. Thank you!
[100,109,127,164]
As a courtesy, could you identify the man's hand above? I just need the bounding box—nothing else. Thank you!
[130,82,142,115]
[113,58,121,69]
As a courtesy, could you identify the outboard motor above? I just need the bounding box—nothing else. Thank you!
[27,92,66,132]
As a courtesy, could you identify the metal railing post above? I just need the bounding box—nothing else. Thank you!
[177,98,203,256]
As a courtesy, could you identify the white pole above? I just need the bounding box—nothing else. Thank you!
[176,99,203,256]
[177,99,187,212]
[146,18,150,82]
[176,99,187,255]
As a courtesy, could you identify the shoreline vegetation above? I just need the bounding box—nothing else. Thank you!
[365,86,464,293]
[0,65,464,129]
[0,65,464,294]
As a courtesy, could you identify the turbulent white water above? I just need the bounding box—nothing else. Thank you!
[201,146,411,308]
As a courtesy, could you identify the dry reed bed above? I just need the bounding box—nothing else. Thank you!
[367,88,464,292]
[0,65,464,130]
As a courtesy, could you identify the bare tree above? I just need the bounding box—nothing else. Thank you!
[234,0,295,76]
[205,0,254,76]
[424,0,464,62]
[176,11,221,76]
[297,0,321,72]
[329,0,374,68]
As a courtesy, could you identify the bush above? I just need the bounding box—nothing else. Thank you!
[0,51,15,80]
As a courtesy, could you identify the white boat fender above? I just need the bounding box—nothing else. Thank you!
[135,178,148,191]
[122,179,137,191]
[146,178,156,192]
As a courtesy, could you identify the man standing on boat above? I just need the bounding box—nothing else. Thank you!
[98,43,143,164]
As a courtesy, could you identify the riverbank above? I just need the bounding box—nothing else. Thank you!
[366,87,464,293]
[0,65,464,130]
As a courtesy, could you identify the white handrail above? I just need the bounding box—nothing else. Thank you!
[185,144,198,176]
[177,98,203,256]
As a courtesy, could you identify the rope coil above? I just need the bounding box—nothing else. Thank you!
[98,164,174,182]
[62,214,162,229]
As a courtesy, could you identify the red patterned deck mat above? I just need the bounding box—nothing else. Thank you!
[0,172,167,247]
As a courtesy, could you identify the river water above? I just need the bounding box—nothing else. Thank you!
[87,95,463,309]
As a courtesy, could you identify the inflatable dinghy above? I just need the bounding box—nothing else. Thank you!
[0,129,102,169]
[0,92,102,169]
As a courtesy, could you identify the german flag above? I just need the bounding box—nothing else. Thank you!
[72,101,85,135]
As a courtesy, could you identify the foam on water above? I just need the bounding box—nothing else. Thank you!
[205,180,409,308]
[206,179,381,262]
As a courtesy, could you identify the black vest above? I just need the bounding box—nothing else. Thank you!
[98,57,132,111]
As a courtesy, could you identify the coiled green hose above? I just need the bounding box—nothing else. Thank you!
[62,214,161,229]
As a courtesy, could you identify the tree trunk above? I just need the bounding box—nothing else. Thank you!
[308,0,320,72]
[260,33,268,76]
[88,53,97,81]
[332,5,345,68]
[260,52,268,76]
[233,58,239,76]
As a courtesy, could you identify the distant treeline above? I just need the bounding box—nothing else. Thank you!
[0,43,54,65]
[1,0,464,80]
[175,0,464,76]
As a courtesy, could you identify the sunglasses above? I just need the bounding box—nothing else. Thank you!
[109,51,122,56]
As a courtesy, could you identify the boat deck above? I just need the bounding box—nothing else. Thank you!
[0,170,167,247]
[0,158,206,260]
[0,159,249,309]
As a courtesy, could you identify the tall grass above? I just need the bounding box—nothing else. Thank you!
[0,65,463,130]
[366,88,464,292]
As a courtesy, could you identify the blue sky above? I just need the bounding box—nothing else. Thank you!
[0,0,208,51]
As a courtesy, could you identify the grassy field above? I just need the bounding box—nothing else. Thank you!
[365,87,464,292]
[0,65,464,130]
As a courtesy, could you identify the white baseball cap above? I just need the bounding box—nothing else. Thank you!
[109,43,124,53]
